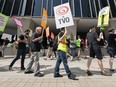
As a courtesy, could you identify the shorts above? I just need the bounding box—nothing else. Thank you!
[107,47,115,58]
[89,44,103,59]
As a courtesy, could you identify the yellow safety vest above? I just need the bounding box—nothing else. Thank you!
[57,35,67,52]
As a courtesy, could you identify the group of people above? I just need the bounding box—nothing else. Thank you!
[7,26,116,80]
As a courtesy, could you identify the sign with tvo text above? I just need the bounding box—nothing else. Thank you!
[54,2,74,29]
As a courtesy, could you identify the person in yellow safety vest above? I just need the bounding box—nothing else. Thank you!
[54,27,78,80]
[75,35,81,59]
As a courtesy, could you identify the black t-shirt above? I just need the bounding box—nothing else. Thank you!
[86,32,99,45]
[18,35,26,49]
[107,34,116,48]
[31,32,41,52]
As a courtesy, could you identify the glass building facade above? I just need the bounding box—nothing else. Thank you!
[0,0,116,18]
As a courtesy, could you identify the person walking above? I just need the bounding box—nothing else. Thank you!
[24,27,44,77]
[9,29,30,70]
[54,27,77,80]
[85,26,112,76]
[106,29,116,71]
[44,36,53,60]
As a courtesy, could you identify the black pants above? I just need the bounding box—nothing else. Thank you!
[9,49,26,69]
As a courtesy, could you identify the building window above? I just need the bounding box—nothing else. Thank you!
[48,0,52,16]
[33,0,42,16]
[62,0,68,3]
[81,0,91,17]
[0,0,4,12]
[95,0,100,16]
[109,0,116,17]
[2,0,14,16]
[53,0,61,16]
[90,0,96,17]
[100,0,108,8]
[74,0,81,17]
[12,0,21,16]
[43,0,47,9]
[25,0,33,16]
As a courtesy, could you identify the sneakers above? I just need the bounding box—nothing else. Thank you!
[86,70,93,76]
[68,74,77,80]
[9,66,13,71]
[34,73,44,77]
[25,70,34,74]
[54,74,63,78]
[109,69,115,72]
[101,71,112,76]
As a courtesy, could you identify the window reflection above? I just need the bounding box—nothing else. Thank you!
[33,0,42,16]
[12,0,21,16]
[48,0,52,16]
[3,0,14,16]
[74,0,81,17]
[81,0,91,17]
[109,0,116,17]
[0,0,4,12]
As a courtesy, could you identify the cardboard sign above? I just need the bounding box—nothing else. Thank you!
[1,33,12,41]
[99,6,109,16]
[54,2,74,29]
[97,6,110,27]
[51,32,54,39]
[41,8,48,29]
[13,17,23,28]
[46,27,50,37]
[0,13,9,32]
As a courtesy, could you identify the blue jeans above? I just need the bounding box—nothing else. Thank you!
[54,50,71,76]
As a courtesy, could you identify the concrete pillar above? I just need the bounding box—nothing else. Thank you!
[21,0,27,16]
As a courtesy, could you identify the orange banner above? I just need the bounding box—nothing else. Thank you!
[46,27,50,37]
[51,32,54,40]
[41,8,48,29]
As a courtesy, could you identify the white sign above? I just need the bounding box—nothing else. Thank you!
[54,2,74,29]
[1,33,12,41]
[114,29,116,34]
[13,17,23,28]
[100,6,109,16]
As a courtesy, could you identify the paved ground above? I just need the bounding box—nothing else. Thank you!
[0,55,116,87]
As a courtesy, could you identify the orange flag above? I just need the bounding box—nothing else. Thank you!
[46,27,50,37]
[41,8,48,29]
[51,32,54,40]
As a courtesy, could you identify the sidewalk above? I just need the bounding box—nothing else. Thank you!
[0,56,116,87]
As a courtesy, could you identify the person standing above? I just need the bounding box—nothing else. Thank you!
[2,38,9,57]
[75,35,81,58]
[24,27,44,77]
[44,36,53,60]
[54,27,77,80]
[106,29,116,71]
[85,26,112,76]
[9,29,30,70]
